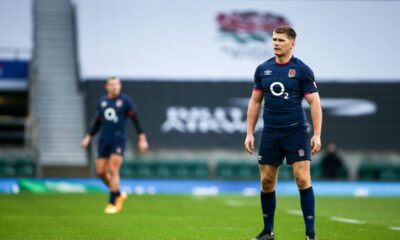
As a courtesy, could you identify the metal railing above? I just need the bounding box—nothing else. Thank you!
[0,48,32,61]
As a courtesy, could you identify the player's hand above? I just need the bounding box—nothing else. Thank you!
[244,134,255,155]
[310,135,321,155]
[81,135,91,149]
[138,134,149,154]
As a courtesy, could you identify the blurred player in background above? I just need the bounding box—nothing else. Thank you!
[321,142,344,179]
[81,77,149,214]
[245,26,322,240]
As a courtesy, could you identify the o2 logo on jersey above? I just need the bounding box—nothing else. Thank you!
[104,108,118,123]
[270,82,289,99]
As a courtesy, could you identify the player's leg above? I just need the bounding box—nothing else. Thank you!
[109,153,128,212]
[97,138,123,214]
[96,158,111,187]
[259,164,279,231]
[284,127,316,239]
[96,138,113,187]
[253,129,283,240]
[260,164,279,193]
[292,161,316,239]
[108,153,123,192]
[104,139,127,214]
[292,160,312,189]
[103,153,124,214]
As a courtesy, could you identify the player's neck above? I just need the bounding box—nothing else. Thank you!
[275,53,292,65]
[107,93,119,99]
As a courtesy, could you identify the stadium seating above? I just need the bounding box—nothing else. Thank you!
[190,161,210,178]
[0,159,16,177]
[153,161,174,178]
[279,165,293,180]
[216,161,259,179]
[215,161,352,180]
[379,165,399,180]
[310,163,321,179]
[15,157,35,177]
[216,161,238,179]
[121,157,210,179]
[133,161,154,178]
[0,156,35,177]
[358,162,381,180]
[236,162,258,178]
[173,161,191,178]
[338,166,348,179]
[120,162,135,178]
[379,166,398,181]
[358,162,400,181]
[0,0,32,147]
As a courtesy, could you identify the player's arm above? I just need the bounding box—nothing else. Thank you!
[128,111,149,154]
[305,92,322,155]
[81,116,102,149]
[244,90,263,155]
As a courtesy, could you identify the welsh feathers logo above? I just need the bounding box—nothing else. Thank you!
[217,11,290,44]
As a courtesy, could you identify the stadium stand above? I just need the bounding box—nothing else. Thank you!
[0,0,32,145]
[0,0,35,175]
[31,0,87,173]
[0,0,399,180]
[358,161,400,181]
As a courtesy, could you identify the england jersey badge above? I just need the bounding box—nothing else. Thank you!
[116,147,122,154]
[298,149,305,157]
[116,99,123,108]
[288,69,296,78]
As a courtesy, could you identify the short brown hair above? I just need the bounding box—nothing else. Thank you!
[273,26,297,40]
[107,76,120,82]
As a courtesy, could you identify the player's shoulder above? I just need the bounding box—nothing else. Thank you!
[292,57,313,73]
[98,95,108,103]
[119,93,134,103]
[99,94,108,100]
[258,57,275,69]
[255,57,275,77]
[96,95,108,108]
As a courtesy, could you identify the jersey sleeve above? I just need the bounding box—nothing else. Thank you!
[301,65,318,95]
[125,96,144,134]
[253,65,263,92]
[88,101,102,136]
[95,101,102,120]
[125,96,138,117]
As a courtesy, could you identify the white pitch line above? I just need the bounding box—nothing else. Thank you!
[330,216,366,224]
[389,227,400,231]
[287,209,303,216]
[288,211,369,226]
[225,200,245,207]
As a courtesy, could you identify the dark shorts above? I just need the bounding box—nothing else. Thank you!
[97,137,126,158]
[258,126,311,165]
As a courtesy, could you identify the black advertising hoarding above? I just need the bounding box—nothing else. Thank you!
[85,81,400,151]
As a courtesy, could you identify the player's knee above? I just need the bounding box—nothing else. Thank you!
[108,162,120,174]
[108,167,119,176]
[294,174,310,189]
[261,176,276,192]
[97,170,107,179]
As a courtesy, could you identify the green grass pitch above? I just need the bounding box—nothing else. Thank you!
[0,194,399,239]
